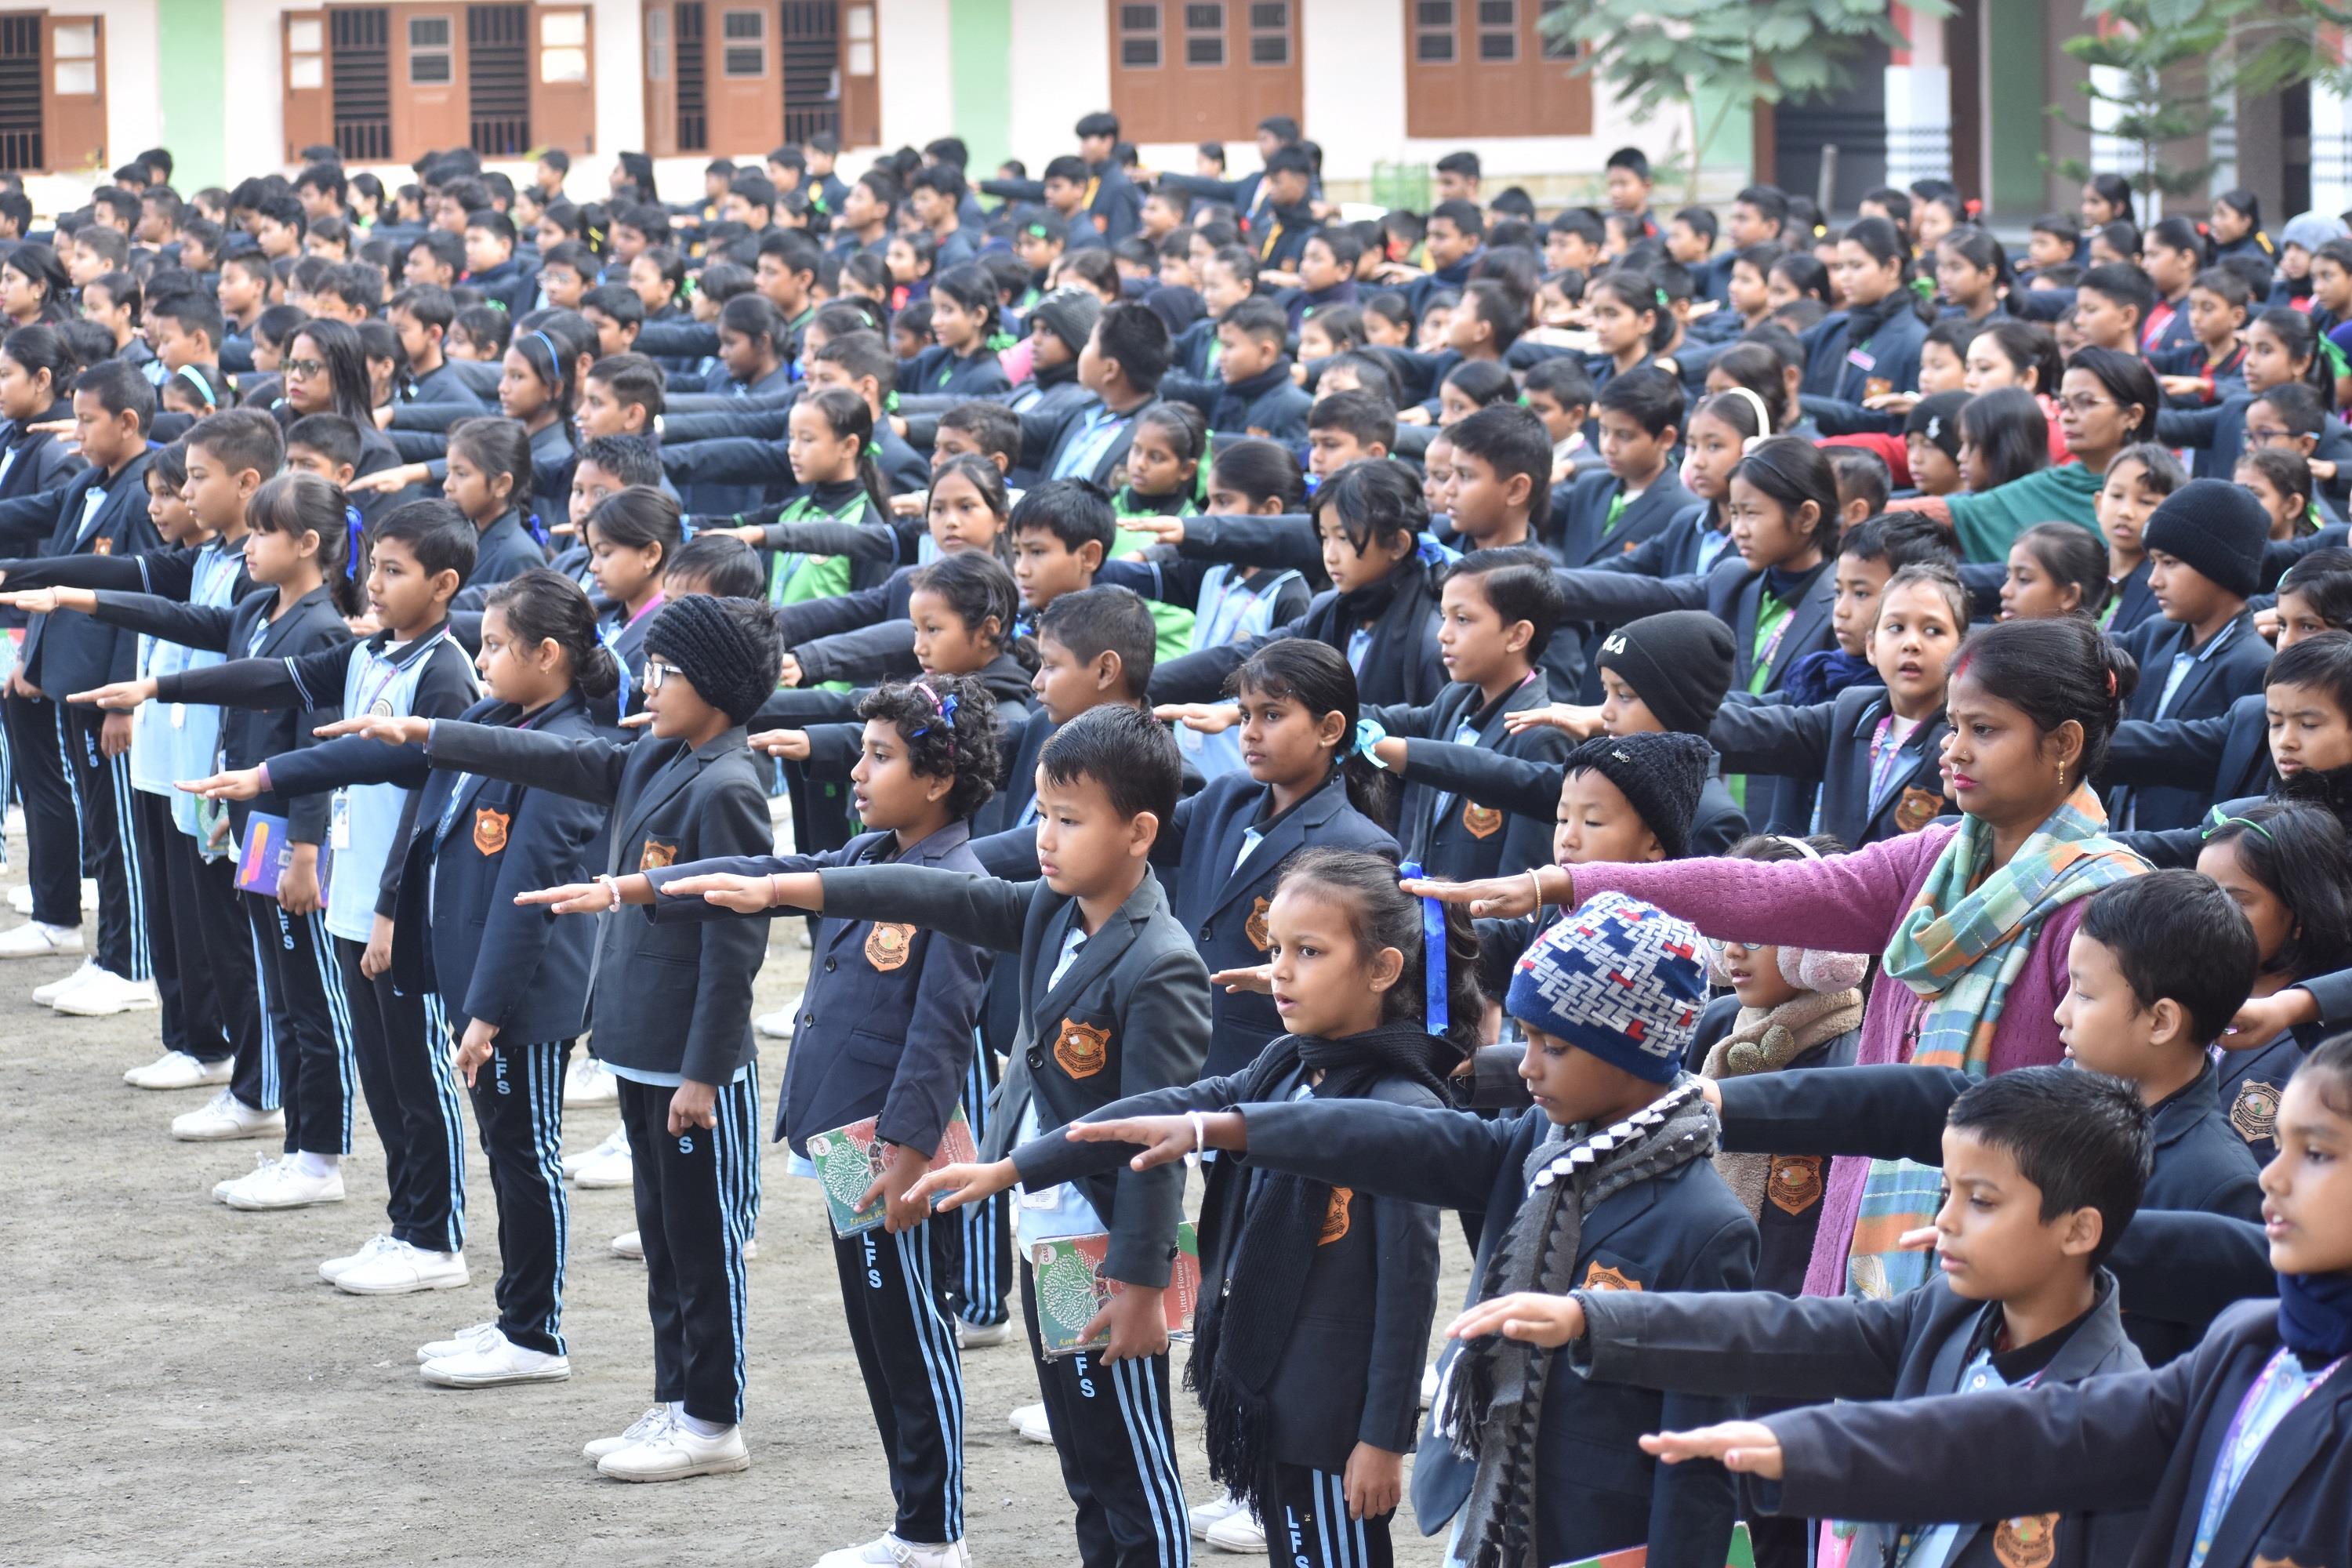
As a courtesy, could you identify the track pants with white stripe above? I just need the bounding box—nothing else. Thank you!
[618,1072,758,1427]
[62,706,147,981]
[174,833,268,1110]
[832,1216,967,1545]
[1020,1260,1192,1568]
[131,786,219,1061]
[334,938,468,1254]
[1268,1465,1394,1568]
[244,892,353,1156]
[5,692,80,928]
[470,1037,572,1356]
[957,1040,1012,1328]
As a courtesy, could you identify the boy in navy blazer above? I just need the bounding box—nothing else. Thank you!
[0,361,162,985]
[1547,368,1690,569]
[1073,892,1757,1568]
[661,706,1210,1568]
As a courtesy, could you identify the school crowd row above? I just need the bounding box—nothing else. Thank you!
[0,124,2349,1568]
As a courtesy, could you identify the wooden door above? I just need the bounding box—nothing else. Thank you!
[706,2,782,157]
[1108,1,1299,143]
[283,10,332,162]
[42,13,104,171]
[531,3,595,154]
[391,5,470,160]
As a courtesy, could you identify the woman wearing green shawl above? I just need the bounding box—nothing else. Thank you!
[1893,347,2159,564]
[1406,617,2151,1300]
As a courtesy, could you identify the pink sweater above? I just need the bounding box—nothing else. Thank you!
[1569,824,2078,1077]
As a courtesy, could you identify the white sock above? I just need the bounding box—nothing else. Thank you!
[294,1151,340,1178]
[674,1411,728,1437]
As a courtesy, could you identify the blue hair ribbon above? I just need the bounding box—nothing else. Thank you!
[1397,859,1450,1036]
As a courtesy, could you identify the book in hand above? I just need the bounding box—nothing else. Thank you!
[1029,1222,1203,1360]
[804,1107,978,1237]
[234,813,330,902]
[1552,1522,1755,1568]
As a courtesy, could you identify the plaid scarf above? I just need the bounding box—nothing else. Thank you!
[1813,785,2143,1299]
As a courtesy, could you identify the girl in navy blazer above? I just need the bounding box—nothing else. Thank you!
[190,569,616,1388]
[916,849,1478,1563]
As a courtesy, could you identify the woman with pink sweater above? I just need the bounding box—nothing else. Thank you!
[1410,617,2149,1300]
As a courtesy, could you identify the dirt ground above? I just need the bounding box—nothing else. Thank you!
[0,849,1470,1566]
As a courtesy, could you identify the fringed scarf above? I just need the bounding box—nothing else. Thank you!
[1438,1080,1720,1568]
[1700,989,1864,1220]
[1187,1022,1453,1519]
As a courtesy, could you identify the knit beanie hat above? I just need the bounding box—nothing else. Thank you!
[1030,285,1103,358]
[2281,210,2350,255]
[1906,391,1969,464]
[1504,891,1705,1083]
[2140,477,2270,600]
[1595,612,1735,738]
[643,595,781,726]
[1563,731,1711,861]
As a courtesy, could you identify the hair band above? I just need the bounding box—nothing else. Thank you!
[1396,859,1450,1036]
[1717,384,1775,445]
[2203,815,2275,844]
[175,364,217,407]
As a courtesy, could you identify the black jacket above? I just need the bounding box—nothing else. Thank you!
[1150,557,1446,710]
[421,719,773,1084]
[1369,674,1572,882]
[1711,685,1951,848]
[4,452,162,695]
[1547,466,1693,568]
[1396,734,1751,859]
[2111,611,2272,831]
[815,864,1211,1288]
[647,821,989,1160]
[2103,691,2274,809]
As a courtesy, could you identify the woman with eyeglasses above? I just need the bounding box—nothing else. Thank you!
[1890,347,2159,563]
[272,317,414,522]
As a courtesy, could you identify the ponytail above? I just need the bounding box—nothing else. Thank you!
[483,567,622,703]
[1227,639,1399,832]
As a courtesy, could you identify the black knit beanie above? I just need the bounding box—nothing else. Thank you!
[2140,478,2270,601]
[1906,391,1969,463]
[1596,611,1737,737]
[643,595,780,726]
[1564,731,1712,861]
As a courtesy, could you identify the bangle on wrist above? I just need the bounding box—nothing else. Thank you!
[598,873,622,910]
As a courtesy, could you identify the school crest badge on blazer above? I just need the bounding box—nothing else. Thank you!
[93,537,113,555]
[473,808,509,856]
[1768,1154,1824,1215]
[1894,786,1944,834]
[2231,1080,2282,1145]
[1583,1261,1641,1292]
[1993,1514,2059,1568]
[865,922,916,972]
[1319,1186,1353,1246]
[1461,801,1503,840]
[1246,896,1272,952]
[639,839,677,870]
[1054,1018,1110,1080]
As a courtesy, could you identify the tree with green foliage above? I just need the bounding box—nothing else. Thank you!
[2052,0,2352,213]
[1539,0,1952,202]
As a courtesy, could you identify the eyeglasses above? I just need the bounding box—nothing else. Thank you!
[2054,394,2115,415]
[641,659,676,692]
[2246,426,2292,445]
[282,358,325,379]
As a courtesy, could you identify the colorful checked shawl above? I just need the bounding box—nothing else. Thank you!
[1811,785,2144,1298]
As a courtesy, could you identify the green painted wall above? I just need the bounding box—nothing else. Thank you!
[949,0,1013,176]
[154,0,227,188]
[1985,0,2044,218]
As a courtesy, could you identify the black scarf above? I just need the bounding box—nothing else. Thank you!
[1187,1022,1453,1517]
[1441,1080,1719,1568]
[1327,556,1427,646]
[1843,285,1923,350]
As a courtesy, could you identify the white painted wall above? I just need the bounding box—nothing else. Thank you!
[873,0,953,154]
[590,0,646,165]
[1006,0,1110,166]
[24,0,158,216]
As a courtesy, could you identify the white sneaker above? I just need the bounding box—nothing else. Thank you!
[218,1157,346,1210]
[956,1319,1014,1350]
[6,884,30,916]
[610,1229,644,1259]
[742,1236,761,1260]
[564,1055,619,1107]
[33,957,102,1004]
[334,1239,468,1294]
[1189,1491,1253,1539]
[0,920,82,959]
[173,1089,284,1142]
[123,1049,232,1090]
[419,1330,570,1388]
[1204,1510,1269,1552]
[754,1006,798,1040]
[562,1123,630,1180]
[583,1405,670,1463]
[812,1532,971,1567]
[574,1134,635,1190]
[321,1233,401,1283]
[52,969,160,1016]
[1009,1402,1052,1444]
[596,1412,750,1482]
[419,1321,502,1363]
[215,1152,281,1201]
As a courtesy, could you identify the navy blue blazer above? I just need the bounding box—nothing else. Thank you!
[1149,556,1447,710]
[1711,685,1951,848]
[1162,361,1313,442]
[2111,611,2272,830]
[1579,1272,2147,1568]
[1369,673,1572,883]
[264,689,609,1044]
[2103,690,2274,808]
[468,507,550,590]
[1802,303,1931,410]
[1759,1299,2352,1568]
[1398,735,1751,859]
[1547,467,1693,568]
[649,821,988,1158]
[1241,1094,1756,1564]
[5,452,162,695]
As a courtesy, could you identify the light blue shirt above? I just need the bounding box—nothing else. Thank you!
[2158,618,2242,718]
[2189,1348,2343,1568]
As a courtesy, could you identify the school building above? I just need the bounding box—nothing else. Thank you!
[3,0,2346,223]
